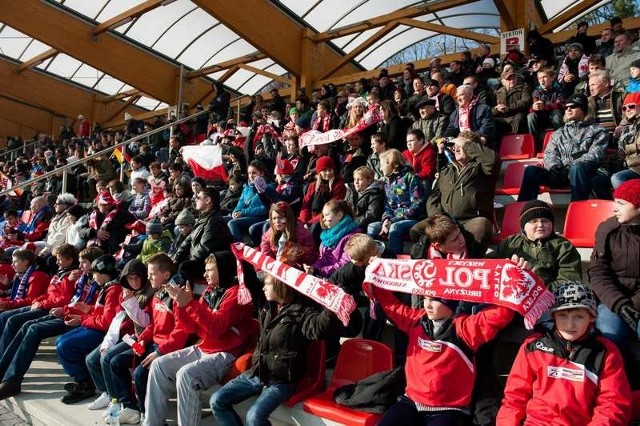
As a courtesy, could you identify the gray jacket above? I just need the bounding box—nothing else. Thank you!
[543,119,608,170]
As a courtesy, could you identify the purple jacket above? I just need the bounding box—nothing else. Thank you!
[312,230,359,278]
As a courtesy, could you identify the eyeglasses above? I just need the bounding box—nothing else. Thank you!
[504,75,516,81]
[565,105,580,110]
[622,103,637,111]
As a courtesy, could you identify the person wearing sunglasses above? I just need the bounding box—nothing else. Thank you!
[611,92,640,188]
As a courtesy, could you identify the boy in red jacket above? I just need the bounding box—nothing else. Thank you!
[373,285,515,425]
[0,249,49,314]
[497,281,633,425]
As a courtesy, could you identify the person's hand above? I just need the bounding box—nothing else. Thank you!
[100,347,107,355]
[74,302,91,314]
[0,274,8,286]
[31,302,41,310]
[496,104,507,113]
[50,307,64,317]
[232,211,242,219]
[97,229,110,241]
[64,315,82,326]
[619,304,640,332]
[533,100,544,111]
[380,220,391,236]
[122,288,135,300]
[166,285,193,308]
[563,73,575,83]
[436,139,445,154]
[303,264,314,275]
[510,254,531,270]
[0,300,7,310]
[141,351,160,368]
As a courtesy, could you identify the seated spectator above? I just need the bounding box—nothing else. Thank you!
[305,200,359,278]
[137,218,172,264]
[227,160,273,244]
[0,249,50,316]
[168,209,195,256]
[128,178,151,220]
[590,179,640,385]
[366,133,388,180]
[410,213,484,261]
[19,196,52,244]
[0,210,24,250]
[518,94,611,202]
[573,54,607,97]
[345,166,385,230]
[219,173,244,216]
[612,93,640,188]
[299,156,346,231]
[283,135,306,182]
[492,69,533,146]
[311,100,334,132]
[477,57,500,90]
[403,128,437,195]
[167,162,191,188]
[431,70,457,100]
[147,162,167,207]
[380,100,410,151]
[413,132,497,251]
[595,28,615,57]
[0,246,103,400]
[627,59,640,93]
[587,70,624,141]
[210,274,338,426]
[445,85,495,147]
[107,180,130,208]
[528,68,566,151]
[607,31,638,88]
[88,191,135,254]
[463,75,492,106]
[116,220,146,268]
[160,181,193,227]
[557,42,589,98]
[368,149,425,254]
[65,204,90,251]
[341,132,369,184]
[411,98,448,145]
[57,254,122,404]
[497,282,632,424]
[406,77,429,120]
[144,252,256,426]
[393,86,408,117]
[426,78,455,118]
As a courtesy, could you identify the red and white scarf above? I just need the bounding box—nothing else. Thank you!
[231,243,356,326]
[89,205,119,231]
[364,257,553,329]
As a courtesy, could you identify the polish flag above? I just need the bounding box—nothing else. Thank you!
[181,145,228,181]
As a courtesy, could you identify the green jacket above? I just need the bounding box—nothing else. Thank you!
[137,230,173,264]
[495,233,582,290]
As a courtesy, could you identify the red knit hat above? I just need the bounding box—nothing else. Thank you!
[623,92,640,106]
[614,179,640,207]
[96,191,115,206]
[275,159,294,176]
[126,220,146,234]
[316,156,335,172]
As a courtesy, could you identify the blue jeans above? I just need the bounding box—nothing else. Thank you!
[367,220,417,254]
[210,372,295,426]
[226,216,266,243]
[57,327,105,382]
[0,307,49,357]
[610,169,640,189]
[131,342,157,413]
[248,220,269,247]
[518,163,611,202]
[596,304,634,348]
[86,342,136,408]
[379,395,466,426]
[0,315,74,383]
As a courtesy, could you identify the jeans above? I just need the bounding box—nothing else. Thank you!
[527,110,563,151]
[247,220,269,247]
[57,326,105,382]
[610,169,640,189]
[596,304,633,348]
[518,163,611,202]
[227,216,266,243]
[367,220,417,254]
[86,341,137,409]
[0,307,49,357]
[132,342,158,413]
[379,395,466,426]
[210,372,295,426]
[0,315,74,383]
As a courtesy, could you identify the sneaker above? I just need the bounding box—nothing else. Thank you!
[116,408,140,425]
[63,381,79,392]
[88,392,110,410]
[0,381,21,400]
[61,381,95,405]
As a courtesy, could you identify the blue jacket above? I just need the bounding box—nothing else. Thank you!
[233,183,274,218]
[626,77,640,94]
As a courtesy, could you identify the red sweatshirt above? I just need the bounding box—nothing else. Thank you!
[33,268,79,310]
[374,286,514,409]
[137,290,191,355]
[1,270,50,310]
[403,144,437,181]
[80,281,123,332]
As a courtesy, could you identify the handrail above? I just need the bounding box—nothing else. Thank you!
[0,139,41,160]
[0,109,210,198]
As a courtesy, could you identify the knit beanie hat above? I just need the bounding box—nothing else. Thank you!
[175,209,196,226]
[613,179,640,207]
[67,204,85,219]
[316,156,335,172]
[432,298,460,313]
[623,92,640,106]
[550,281,597,317]
[630,59,640,69]
[519,200,555,230]
[146,218,163,235]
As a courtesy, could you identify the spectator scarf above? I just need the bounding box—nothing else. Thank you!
[89,205,119,231]
[23,206,50,234]
[70,273,99,304]
[319,215,358,249]
[9,265,36,300]
[231,242,356,326]
[363,257,554,329]
[312,114,332,133]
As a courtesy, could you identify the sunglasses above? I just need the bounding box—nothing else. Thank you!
[565,105,580,110]
[622,103,637,112]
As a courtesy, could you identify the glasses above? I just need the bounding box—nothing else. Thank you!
[565,105,580,110]
[196,195,208,201]
[622,104,637,111]
[504,75,516,81]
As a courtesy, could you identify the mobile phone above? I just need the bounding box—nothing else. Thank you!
[166,273,185,289]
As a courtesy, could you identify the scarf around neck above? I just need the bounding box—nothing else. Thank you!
[320,215,358,249]
[10,264,36,300]
[24,206,50,234]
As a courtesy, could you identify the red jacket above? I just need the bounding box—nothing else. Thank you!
[1,270,50,310]
[374,286,514,409]
[80,281,123,332]
[33,268,79,310]
[403,144,437,181]
[137,290,191,356]
[497,331,632,426]
[177,285,254,356]
[298,180,347,225]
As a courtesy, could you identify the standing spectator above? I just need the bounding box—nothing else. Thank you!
[595,28,615,57]
[492,69,533,145]
[606,32,638,87]
[568,21,596,55]
[269,88,286,118]
[557,42,589,98]
[518,94,610,202]
[77,115,91,138]
[209,82,230,122]
[528,68,566,151]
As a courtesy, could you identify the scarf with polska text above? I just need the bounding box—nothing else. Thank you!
[9,265,36,300]
[230,243,356,326]
[364,257,554,329]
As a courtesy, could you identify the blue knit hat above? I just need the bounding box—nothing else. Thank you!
[145,218,163,235]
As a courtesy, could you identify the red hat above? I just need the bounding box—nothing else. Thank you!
[614,179,640,207]
[623,92,640,106]
[96,191,115,206]
[275,159,294,176]
[316,155,335,172]
[126,220,146,234]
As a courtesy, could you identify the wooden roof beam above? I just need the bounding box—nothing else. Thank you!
[186,52,266,79]
[546,16,640,44]
[104,95,141,123]
[314,0,475,42]
[17,48,58,73]
[538,0,600,34]
[398,18,499,45]
[93,0,168,36]
[237,64,291,85]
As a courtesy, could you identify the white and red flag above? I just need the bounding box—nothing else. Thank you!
[181,145,228,181]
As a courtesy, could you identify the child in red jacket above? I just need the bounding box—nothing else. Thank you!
[0,249,49,313]
[497,281,633,425]
[373,285,515,425]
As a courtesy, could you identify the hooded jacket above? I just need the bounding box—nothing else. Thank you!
[172,209,232,264]
[345,181,385,228]
[543,118,608,170]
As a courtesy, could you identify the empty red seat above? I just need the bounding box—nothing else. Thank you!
[495,161,543,195]
[282,340,326,407]
[491,201,527,244]
[220,352,253,384]
[536,131,554,158]
[562,200,616,248]
[302,339,394,425]
[500,134,535,160]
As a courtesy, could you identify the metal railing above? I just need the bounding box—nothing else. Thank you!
[0,139,42,162]
[0,109,210,199]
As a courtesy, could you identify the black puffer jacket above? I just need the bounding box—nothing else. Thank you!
[247,301,338,386]
[172,210,232,264]
[345,181,385,228]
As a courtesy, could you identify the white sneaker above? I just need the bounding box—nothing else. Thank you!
[117,408,141,425]
[88,392,110,410]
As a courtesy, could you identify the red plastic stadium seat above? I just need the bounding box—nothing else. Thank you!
[302,339,394,425]
[495,161,543,195]
[562,200,616,248]
[536,131,554,158]
[500,134,535,160]
[491,201,528,244]
[282,340,326,407]
[220,352,253,384]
